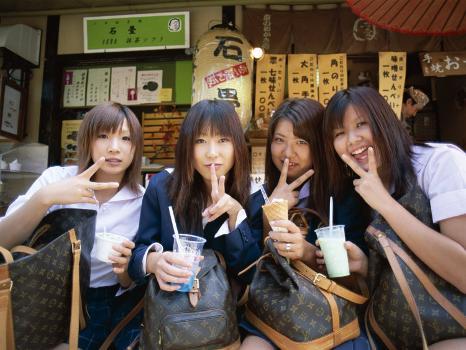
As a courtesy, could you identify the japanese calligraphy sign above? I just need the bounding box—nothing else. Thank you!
[192,27,254,130]
[287,54,318,100]
[110,66,137,105]
[254,54,286,130]
[86,68,110,106]
[84,12,189,53]
[317,54,347,106]
[63,69,87,107]
[419,51,466,77]
[379,52,406,118]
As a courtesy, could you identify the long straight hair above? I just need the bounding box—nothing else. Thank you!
[77,102,143,194]
[169,100,250,232]
[323,87,415,199]
[264,98,328,221]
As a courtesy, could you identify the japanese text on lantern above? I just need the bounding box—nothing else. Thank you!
[379,52,406,118]
[254,54,286,130]
[419,51,466,77]
[288,54,318,100]
[317,54,347,107]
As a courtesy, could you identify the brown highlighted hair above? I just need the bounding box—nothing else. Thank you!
[323,86,415,199]
[264,98,328,221]
[169,99,250,232]
[77,102,143,194]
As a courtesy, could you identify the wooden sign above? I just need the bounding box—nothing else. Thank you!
[419,51,466,77]
[287,54,318,100]
[317,53,347,106]
[379,52,406,118]
[254,54,286,130]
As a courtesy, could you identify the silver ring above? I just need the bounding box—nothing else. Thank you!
[285,243,291,251]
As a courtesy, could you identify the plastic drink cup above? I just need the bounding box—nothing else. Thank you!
[314,225,350,278]
[173,234,206,292]
[93,232,126,264]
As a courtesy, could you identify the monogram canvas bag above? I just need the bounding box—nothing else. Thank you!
[141,249,240,350]
[365,185,466,350]
[0,208,96,350]
[245,238,368,350]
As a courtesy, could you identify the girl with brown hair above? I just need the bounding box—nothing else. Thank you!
[323,86,466,349]
[0,102,146,349]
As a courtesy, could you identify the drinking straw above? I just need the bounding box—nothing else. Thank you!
[169,206,183,250]
[329,196,334,232]
[260,185,271,204]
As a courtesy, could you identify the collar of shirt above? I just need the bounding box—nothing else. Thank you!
[299,181,310,200]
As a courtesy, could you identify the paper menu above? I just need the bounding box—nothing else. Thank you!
[110,66,137,105]
[63,69,87,107]
[86,68,110,106]
[137,70,163,104]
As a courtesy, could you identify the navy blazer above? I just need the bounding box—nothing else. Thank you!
[128,170,263,284]
[248,184,371,255]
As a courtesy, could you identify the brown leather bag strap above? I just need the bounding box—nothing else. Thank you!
[292,260,368,304]
[374,231,429,350]
[0,267,15,350]
[365,298,397,350]
[69,229,81,350]
[0,246,13,264]
[319,289,340,339]
[99,297,144,350]
[10,245,37,256]
[389,239,466,328]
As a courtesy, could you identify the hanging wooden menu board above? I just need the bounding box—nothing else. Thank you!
[287,54,318,100]
[253,54,286,130]
[317,53,347,106]
[379,52,406,118]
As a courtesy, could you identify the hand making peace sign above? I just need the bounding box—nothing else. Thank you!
[202,164,242,223]
[340,147,392,213]
[41,157,120,207]
[270,158,314,208]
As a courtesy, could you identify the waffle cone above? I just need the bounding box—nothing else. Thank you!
[262,200,288,232]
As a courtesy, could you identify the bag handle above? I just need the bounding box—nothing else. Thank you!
[99,297,144,350]
[367,226,429,350]
[0,260,15,350]
[292,260,368,304]
[68,229,81,350]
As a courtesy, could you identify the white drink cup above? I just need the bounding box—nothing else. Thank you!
[93,232,126,264]
[315,225,350,278]
[172,234,206,292]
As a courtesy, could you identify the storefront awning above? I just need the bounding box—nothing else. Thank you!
[346,0,466,36]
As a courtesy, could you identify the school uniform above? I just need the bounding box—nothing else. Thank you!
[1,166,145,350]
[128,170,263,285]
[411,143,466,223]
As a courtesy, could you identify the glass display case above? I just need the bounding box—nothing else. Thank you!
[0,142,48,215]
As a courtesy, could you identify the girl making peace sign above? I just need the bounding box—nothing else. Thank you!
[0,102,146,349]
[323,87,466,349]
[129,99,262,290]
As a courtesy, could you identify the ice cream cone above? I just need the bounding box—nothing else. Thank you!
[262,199,288,232]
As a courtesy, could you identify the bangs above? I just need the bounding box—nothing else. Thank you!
[193,104,241,138]
[92,110,126,134]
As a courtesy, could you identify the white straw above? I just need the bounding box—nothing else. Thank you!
[329,196,334,231]
[168,206,183,250]
[260,185,271,204]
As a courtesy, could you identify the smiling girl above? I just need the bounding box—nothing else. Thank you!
[241,98,371,350]
[0,102,145,349]
[128,99,262,291]
[323,87,466,349]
